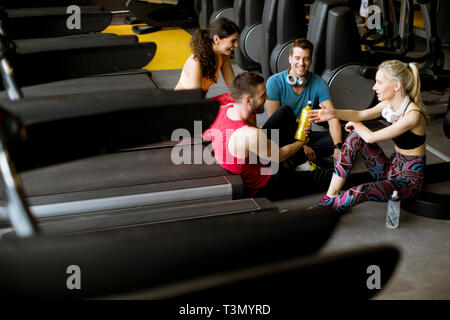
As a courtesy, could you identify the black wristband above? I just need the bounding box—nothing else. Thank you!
[334,143,343,149]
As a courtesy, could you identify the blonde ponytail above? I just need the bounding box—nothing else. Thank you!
[407,62,429,124]
[379,60,430,125]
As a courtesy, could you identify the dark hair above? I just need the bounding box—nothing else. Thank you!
[190,17,240,82]
[290,38,313,56]
[229,72,265,103]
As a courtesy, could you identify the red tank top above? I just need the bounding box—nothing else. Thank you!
[203,104,271,195]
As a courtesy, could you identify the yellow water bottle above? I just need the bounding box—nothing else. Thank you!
[294,100,312,141]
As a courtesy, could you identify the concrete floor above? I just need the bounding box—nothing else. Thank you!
[152,47,450,299]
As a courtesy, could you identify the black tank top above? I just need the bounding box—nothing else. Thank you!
[392,103,426,149]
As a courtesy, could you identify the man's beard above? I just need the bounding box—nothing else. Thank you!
[251,103,265,114]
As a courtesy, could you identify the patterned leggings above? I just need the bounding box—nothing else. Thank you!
[331,131,425,212]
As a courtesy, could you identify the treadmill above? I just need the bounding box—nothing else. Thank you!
[125,0,199,34]
[0,175,400,300]
[0,202,347,298]
[0,9,159,92]
[0,0,89,7]
[0,86,248,237]
[0,69,158,99]
[0,29,249,238]
[1,6,113,39]
[1,31,157,89]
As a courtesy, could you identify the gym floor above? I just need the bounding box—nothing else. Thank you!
[79,11,450,300]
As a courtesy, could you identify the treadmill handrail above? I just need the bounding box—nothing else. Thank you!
[0,133,36,237]
[0,58,22,101]
[0,32,23,100]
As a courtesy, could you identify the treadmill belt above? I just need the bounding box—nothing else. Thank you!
[12,198,278,236]
[15,35,139,54]
[0,72,157,98]
[12,41,157,87]
[6,6,104,17]
[0,175,238,221]
[17,147,228,195]
[0,147,243,221]
[4,7,113,39]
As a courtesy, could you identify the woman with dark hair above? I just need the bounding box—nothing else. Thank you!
[175,17,239,102]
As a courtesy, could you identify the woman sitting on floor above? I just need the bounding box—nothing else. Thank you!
[175,17,239,106]
[309,60,429,212]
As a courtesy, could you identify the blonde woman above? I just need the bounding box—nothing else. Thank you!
[310,60,428,212]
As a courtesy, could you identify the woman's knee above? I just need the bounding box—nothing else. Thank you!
[341,130,375,159]
[344,130,362,144]
[394,175,424,200]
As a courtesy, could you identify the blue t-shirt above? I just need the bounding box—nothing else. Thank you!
[266,70,331,118]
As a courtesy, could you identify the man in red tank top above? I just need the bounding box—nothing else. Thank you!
[204,72,333,200]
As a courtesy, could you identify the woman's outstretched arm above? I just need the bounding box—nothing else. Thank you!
[309,101,386,123]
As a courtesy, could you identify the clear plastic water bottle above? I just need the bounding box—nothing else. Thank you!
[385,190,400,229]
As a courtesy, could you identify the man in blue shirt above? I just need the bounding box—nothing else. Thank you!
[265,38,344,168]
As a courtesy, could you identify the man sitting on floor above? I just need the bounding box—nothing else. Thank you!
[203,71,332,201]
[265,38,345,169]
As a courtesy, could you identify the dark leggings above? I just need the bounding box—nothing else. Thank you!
[254,106,333,201]
[261,105,306,165]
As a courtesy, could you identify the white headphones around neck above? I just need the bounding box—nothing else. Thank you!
[381,96,410,123]
[286,70,310,87]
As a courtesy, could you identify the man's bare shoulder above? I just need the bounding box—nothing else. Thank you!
[232,125,259,138]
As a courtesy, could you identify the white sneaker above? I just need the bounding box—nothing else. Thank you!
[295,161,312,171]
[295,161,321,172]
